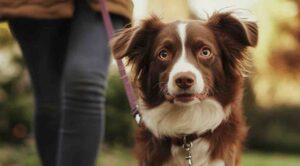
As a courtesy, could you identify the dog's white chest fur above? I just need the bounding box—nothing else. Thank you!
[140,98,227,166]
[140,98,226,138]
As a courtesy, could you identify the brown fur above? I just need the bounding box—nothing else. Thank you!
[110,12,258,166]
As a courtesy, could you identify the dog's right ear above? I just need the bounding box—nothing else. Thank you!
[110,15,164,60]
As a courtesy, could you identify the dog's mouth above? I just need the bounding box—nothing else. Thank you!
[165,90,208,104]
[174,93,196,102]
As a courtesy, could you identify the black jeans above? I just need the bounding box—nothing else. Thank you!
[8,0,127,166]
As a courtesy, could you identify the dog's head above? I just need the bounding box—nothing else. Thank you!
[111,12,258,108]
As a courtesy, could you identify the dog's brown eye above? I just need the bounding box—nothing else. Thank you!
[200,47,211,58]
[158,49,169,60]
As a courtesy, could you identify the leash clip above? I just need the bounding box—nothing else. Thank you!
[132,105,142,125]
[182,136,193,166]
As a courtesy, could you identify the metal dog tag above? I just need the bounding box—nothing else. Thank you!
[183,136,193,166]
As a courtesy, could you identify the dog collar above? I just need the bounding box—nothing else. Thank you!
[168,132,210,166]
[169,131,211,146]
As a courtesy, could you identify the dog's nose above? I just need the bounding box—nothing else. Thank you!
[174,72,195,90]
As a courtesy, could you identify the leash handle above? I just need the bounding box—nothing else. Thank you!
[98,0,141,124]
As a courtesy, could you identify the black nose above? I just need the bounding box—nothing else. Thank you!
[174,72,195,90]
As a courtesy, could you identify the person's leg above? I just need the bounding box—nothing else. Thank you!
[8,18,70,166]
[56,0,127,166]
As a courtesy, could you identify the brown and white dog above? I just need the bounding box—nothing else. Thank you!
[110,12,258,166]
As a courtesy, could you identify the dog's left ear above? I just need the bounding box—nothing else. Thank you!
[207,12,258,47]
[207,12,258,76]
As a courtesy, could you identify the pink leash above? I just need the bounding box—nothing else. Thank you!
[98,0,141,125]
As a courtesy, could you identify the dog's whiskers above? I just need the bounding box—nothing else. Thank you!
[152,82,167,89]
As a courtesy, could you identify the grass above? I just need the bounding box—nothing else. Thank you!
[0,143,300,166]
[241,151,300,166]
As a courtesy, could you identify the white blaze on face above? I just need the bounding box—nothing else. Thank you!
[167,22,205,95]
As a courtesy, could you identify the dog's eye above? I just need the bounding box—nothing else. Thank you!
[158,49,169,60]
[199,47,211,58]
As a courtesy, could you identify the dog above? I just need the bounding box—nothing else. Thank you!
[110,12,258,166]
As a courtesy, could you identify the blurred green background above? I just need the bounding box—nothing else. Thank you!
[1,0,300,165]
